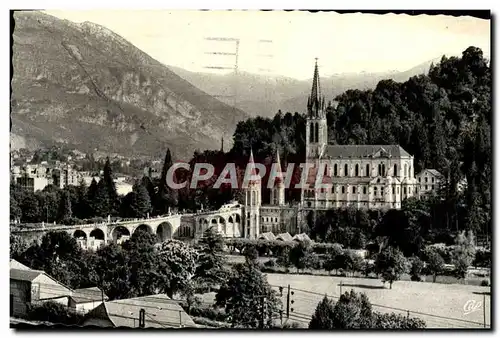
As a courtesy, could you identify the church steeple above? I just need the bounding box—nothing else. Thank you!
[307,58,325,117]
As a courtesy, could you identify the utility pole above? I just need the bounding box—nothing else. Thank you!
[259,296,267,329]
[483,293,486,328]
[286,284,294,318]
[138,308,145,328]
[279,286,284,326]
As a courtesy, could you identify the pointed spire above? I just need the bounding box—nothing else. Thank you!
[275,147,283,183]
[311,58,321,103]
[220,136,224,152]
[248,148,260,179]
[308,58,324,117]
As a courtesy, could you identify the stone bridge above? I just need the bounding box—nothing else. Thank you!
[11,205,244,249]
[11,214,183,248]
[190,207,243,239]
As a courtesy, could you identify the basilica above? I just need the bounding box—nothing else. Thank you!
[240,60,441,239]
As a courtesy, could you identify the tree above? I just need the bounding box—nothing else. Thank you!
[373,312,426,329]
[57,190,73,222]
[323,244,343,275]
[452,230,476,281]
[156,149,179,214]
[10,197,22,221]
[156,239,198,298]
[93,243,132,300]
[409,256,424,281]
[289,241,311,272]
[342,250,365,277]
[121,228,160,297]
[426,249,445,283]
[91,180,111,218]
[375,247,408,289]
[10,234,27,260]
[215,262,280,328]
[308,291,426,329]
[194,227,228,291]
[309,291,373,329]
[129,181,152,218]
[20,193,41,223]
[309,296,337,329]
[22,231,84,287]
[103,157,119,215]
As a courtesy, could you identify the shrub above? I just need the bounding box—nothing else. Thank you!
[410,256,424,280]
[187,305,229,322]
[26,301,84,325]
[474,249,492,268]
[264,259,276,268]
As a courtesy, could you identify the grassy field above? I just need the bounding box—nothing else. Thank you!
[200,267,491,329]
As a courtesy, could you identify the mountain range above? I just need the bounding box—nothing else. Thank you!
[11,11,482,160]
[167,58,444,117]
[11,11,248,160]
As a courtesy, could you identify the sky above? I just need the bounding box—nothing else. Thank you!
[45,10,490,80]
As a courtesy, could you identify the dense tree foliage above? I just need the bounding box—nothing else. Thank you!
[309,291,426,329]
[215,261,281,328]
[194,227,228,291]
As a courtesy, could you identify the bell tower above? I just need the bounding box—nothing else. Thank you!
[270,148,285,206]
[244,149,261,239]
[305,58,328,160]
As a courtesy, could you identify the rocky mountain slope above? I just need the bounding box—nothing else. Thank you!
[11,11,249,160]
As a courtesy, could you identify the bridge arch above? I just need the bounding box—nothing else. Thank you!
[73,230,87,240]
[218,217,226,234]
[111,226,131,243]
[156,222,172,243]
[135,224,153,235]
[89,228,105,240]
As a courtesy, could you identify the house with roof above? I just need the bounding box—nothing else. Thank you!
[293,233,312,243]
[69,287,109,314]
[10,264,72,317]
[275,232,293,242]
[258,232,276,241]
[415,169,443,197]
[83,294,196,328]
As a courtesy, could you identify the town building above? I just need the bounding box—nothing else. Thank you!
[83,294,196,328]
[10,261,72,317]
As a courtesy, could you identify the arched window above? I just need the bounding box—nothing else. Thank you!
[344,164,349,177]
[366,164,370,177]
[394,164,398,176]
[378,164,381,176]
[382,164,386,176]
[355,164,359,177]
[341,186,345,194]
[334,164,338,176]
[404,164,408,177]
[309,123,314,143]
[315,123,319,143]
[324,164,328,176]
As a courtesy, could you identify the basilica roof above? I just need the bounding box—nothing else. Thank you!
[323,145,411,159]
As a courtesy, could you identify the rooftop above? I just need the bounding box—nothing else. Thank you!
[323,145,411,159]
[93,294,196,328]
